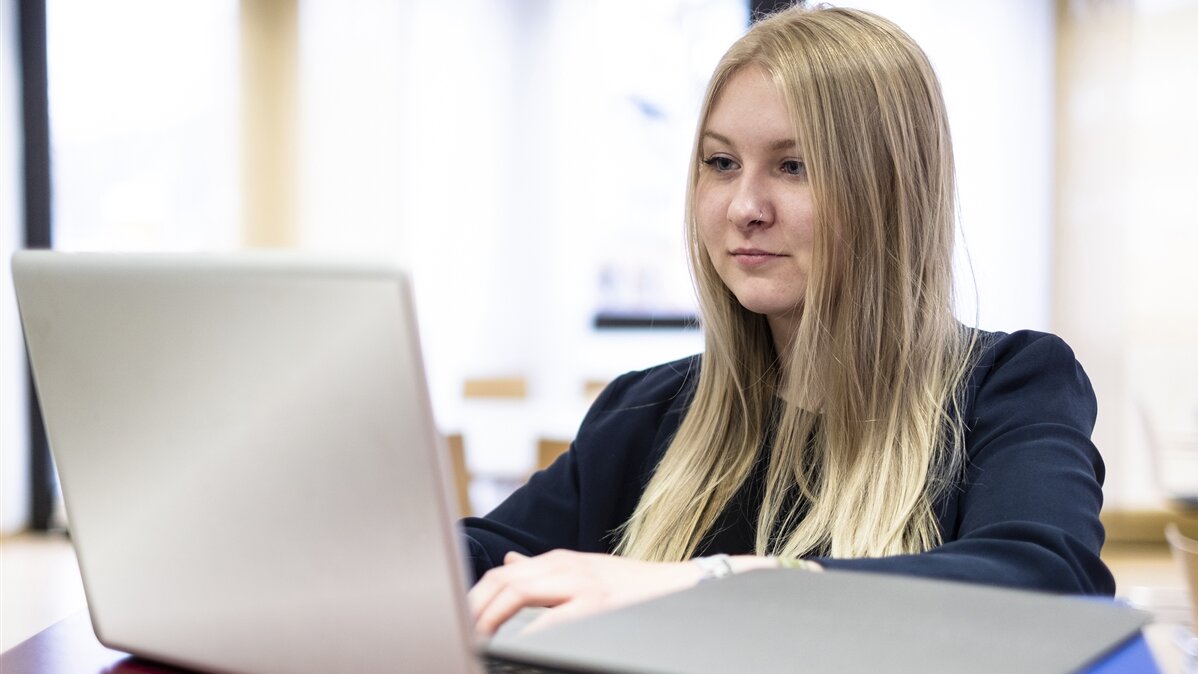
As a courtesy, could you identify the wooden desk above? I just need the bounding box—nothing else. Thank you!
[0,611,186,673]
[0,606,1171,674]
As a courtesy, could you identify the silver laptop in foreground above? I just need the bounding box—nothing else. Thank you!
[13,251,485,673]
[13,251,1152,674]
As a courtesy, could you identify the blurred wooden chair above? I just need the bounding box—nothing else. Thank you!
[536,438,571,472]
[583,379,609,403]
[445,433,472,517]
[463,376,527,399]
[453,376,529,516]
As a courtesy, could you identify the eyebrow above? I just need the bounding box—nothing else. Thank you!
[701,130,799,152]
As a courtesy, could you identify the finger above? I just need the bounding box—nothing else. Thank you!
[474,573,582,636]
[467,569,507,620]
[467,551,542,619]
[475,587,541,636]
[469,550,582,626]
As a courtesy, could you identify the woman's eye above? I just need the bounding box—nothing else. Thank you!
[702,156,738,172]
[782,160,807,177]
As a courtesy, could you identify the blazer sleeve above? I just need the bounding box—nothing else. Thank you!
[816,331,1116,596]
[459,380,617,584]
[459,357,693,584]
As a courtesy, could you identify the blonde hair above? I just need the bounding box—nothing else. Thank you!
[616,6,976,561]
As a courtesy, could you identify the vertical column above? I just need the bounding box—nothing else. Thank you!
[18,0,56,531]
[240,0,298,247]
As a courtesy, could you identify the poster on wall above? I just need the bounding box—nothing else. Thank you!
[587,0,747,330]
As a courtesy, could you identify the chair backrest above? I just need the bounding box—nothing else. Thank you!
[445,433,472,517]
[456,376,529,515]
[463,377,527,399]
[536,438,571,472]
[583,379,609,403]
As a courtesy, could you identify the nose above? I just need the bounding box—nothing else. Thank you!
[727,177,773,230]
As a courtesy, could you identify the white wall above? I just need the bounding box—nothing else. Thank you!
[1055,0,1198,508]
[848,0,1056,333]
[1,0,30,534]
[1119,1,1198,506]
[47,0,239,252]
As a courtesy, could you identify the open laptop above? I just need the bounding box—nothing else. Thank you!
[13,251,1153,674]
[12,251,504,672]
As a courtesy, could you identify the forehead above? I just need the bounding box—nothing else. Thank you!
[704,65,795,142]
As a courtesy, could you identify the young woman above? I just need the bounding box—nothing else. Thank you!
[465,5,1114,635]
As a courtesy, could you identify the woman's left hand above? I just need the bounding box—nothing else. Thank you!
[467,549,702,636]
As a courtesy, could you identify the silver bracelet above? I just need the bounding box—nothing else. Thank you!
[693,553,734,582]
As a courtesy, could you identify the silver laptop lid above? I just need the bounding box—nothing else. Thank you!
[489,569,1150,674]
[13,251,478,674]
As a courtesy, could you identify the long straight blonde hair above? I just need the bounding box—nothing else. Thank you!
[616,6,977,562]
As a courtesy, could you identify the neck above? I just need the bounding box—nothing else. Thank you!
[768,313,825,413]
[767,314,798,363]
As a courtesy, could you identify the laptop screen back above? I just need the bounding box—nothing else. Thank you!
[13,252,477,673]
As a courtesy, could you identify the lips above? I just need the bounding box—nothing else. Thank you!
[730,248,786,266]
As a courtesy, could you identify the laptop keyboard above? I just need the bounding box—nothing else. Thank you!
[484,656,570,673]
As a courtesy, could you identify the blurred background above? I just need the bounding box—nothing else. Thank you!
[1,0,1196,638]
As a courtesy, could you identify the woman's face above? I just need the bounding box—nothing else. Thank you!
[696,65,815,348]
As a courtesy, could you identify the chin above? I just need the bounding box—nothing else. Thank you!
[732,295,802,318]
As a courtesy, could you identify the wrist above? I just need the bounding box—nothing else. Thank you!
[691,554,798,584]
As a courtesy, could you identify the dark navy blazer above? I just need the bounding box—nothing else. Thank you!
[462,330,1115,596]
